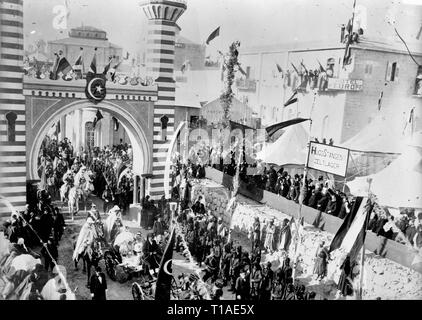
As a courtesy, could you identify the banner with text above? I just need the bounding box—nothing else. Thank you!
[307,142,349,177]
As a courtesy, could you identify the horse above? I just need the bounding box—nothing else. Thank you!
[68,186,83,220]
[79,178,95,213]
[73,220,105,287]
[59,182,71,207]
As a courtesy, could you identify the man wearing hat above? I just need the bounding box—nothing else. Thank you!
[89,266,107,300]
[234,267,250,300]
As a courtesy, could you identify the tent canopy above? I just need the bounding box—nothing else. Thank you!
[347,145,422,209]
[257,122,309,166]
[340,113,407,154]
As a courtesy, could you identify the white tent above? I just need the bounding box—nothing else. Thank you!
[340,112,406,154]
[347,144,422,209]
[257,123,309,166]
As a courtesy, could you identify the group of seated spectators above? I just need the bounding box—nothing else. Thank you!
[210,153,422,250]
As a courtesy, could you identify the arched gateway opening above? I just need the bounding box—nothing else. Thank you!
[28,100,152,207]
[29,100,151,180]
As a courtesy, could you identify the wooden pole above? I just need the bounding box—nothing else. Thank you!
[358,242,365,299]
[357,178,371,299]
[292,90,317,283]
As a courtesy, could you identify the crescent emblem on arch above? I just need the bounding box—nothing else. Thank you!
[85,76,107,103]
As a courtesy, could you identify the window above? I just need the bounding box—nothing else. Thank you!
[386,61,399,82]
[85,121,95,150]
[5,112,17,142]
[364,63,373,75]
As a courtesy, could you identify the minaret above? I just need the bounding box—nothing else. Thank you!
[140,0,186,199]
[0,0,27,216]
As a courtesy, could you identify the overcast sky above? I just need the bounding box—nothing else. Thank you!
[24,0,422,55]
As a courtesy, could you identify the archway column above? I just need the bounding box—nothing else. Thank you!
[133,174,139,204]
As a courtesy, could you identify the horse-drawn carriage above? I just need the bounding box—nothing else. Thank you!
[73,207,155,287]
[102,230,146,284]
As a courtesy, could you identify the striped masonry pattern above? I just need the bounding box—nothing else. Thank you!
[142,2,186,199]
[0,0,26,216]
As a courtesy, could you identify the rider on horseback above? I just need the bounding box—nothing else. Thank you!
[87,204,101,222]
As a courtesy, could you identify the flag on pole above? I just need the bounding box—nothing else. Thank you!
[300,61,308,74]
[291,62,300,75]
[206,26,220,45]
[155,227,176,301]
[110,60,122,82]
[265,117,309,138]
[317,60,326,73]
[417,23,422,40]
[92,109,103,128]
[377,91,383,111]
[54,54,72,78]
[103,56,113,75]
[49,53,61,79]
[74,48,83,67]
[283,90,298,107]
[88,48,97,75]
[329,197,373,260]
[73,47,84,78]
[409,107,414,123]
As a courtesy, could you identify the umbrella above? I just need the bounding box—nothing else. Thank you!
[11,254,41,272]
[114,231,135,247]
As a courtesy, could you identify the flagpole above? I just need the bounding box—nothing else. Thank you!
[357,178,371,300]
[292,90,317,283]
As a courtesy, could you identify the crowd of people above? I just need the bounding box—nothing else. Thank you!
[148,160,319,301]
[38,136,134,215]
[0,190,71,300]
[208,151,422,250]
[176,203,317,300]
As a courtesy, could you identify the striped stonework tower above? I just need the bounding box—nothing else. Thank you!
[140,0,186,200]
[0,0,26,216]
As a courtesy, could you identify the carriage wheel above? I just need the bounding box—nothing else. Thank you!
[116,264,130,283]
[132,283,144,301]
[104,251,117,281]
